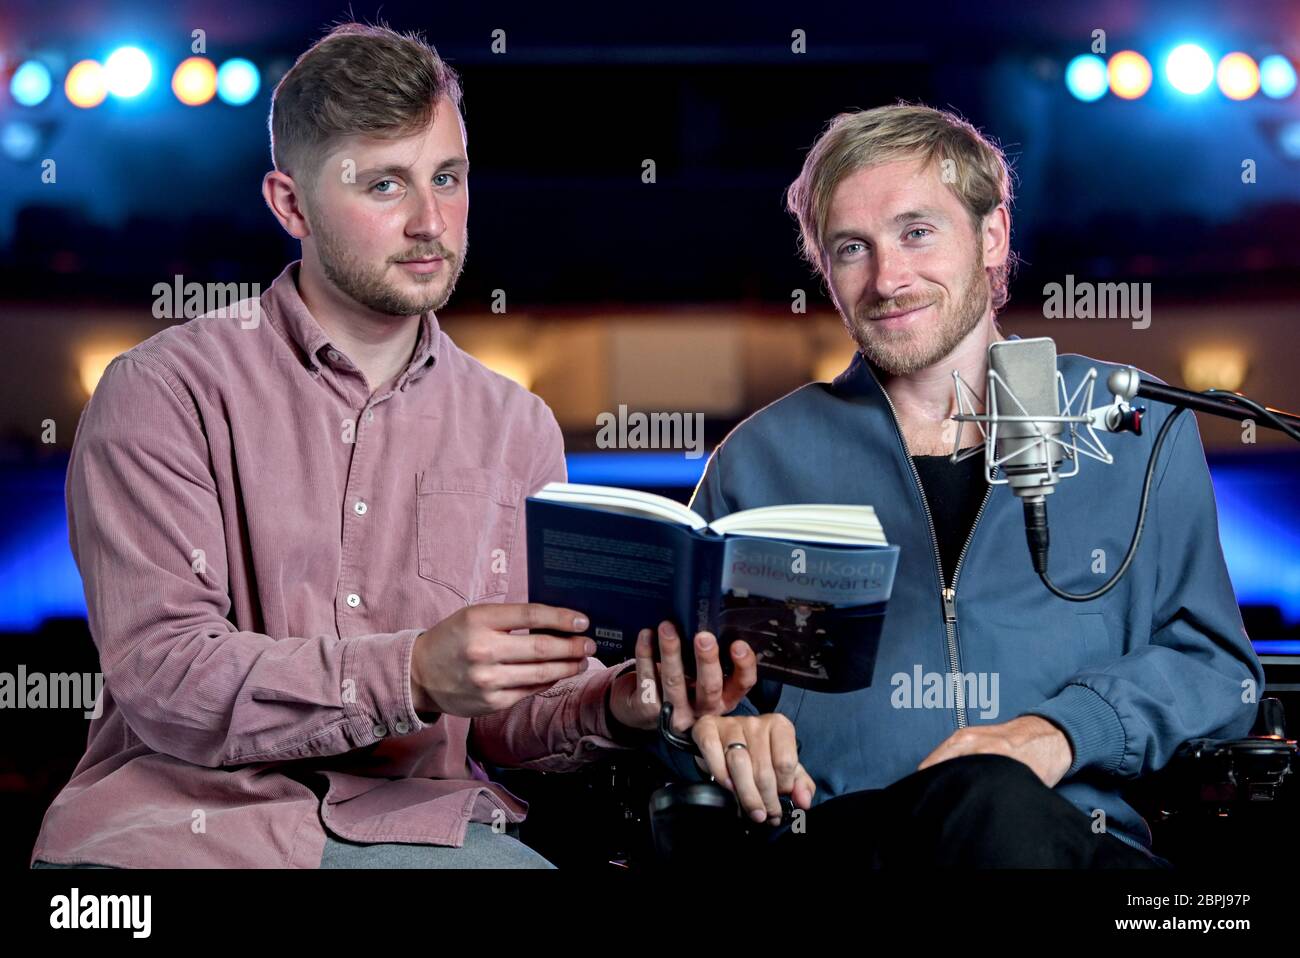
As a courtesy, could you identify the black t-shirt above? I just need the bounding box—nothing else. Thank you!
[910,450,988,587]
[742,448,991,714]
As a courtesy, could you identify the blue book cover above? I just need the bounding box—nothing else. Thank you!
[525,495,900,693]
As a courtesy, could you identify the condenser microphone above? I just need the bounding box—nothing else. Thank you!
[986,338,1068,573]
[987,338,1065,502]
[950,335,1118,590]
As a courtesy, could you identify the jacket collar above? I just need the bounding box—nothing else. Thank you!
[829,333,1029,403]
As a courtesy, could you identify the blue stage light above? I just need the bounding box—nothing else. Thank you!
[1279,121,1300,160]
[1065,54,1108,102]
[11,60,52,106]
[1259,54,1297,99]
[216,58,261,105]
[1,121,40,160]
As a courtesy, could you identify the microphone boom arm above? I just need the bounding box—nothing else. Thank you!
[947,353,1300,604]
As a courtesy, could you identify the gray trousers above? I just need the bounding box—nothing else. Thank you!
[32,822,556,869]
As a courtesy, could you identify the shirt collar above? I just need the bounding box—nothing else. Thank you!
[264,260,440,383]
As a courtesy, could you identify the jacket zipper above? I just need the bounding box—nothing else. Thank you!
[864,362,994,729]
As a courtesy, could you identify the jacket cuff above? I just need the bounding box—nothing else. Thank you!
[1023,683,1126,778]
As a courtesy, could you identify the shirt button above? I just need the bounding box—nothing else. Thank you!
[364,409,375,422]
[393,719,410,735]
[354,500,368,516]
[345,593,361,608]
[372,723,388,738]
[327,349,341,363]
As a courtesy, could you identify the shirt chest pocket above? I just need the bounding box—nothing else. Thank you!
[415,467,522,604]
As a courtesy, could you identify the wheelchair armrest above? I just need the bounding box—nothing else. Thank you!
[1249,696,1287,739]
[647,780,796,867]
[1165,697,1296,804]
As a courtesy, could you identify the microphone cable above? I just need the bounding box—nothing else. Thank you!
[1202,388,1300,443]
[1029,405,1186,602]
[1033,384,1300,601]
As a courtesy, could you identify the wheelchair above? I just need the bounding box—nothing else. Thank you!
[489,696,1298,870]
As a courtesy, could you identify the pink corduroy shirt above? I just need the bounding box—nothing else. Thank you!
[32,261,633,868]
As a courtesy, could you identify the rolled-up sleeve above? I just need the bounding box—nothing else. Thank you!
[69,355,426,767]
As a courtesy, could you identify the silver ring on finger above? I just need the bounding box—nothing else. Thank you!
[726,742,748,751]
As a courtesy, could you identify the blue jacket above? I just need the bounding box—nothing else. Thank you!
[653,344,1264,852]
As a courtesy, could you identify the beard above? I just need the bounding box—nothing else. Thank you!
[841,255,990,376]
[312,215,466,318]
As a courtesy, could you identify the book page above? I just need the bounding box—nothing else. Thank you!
[709,503,886,545]
[532,482,706,529]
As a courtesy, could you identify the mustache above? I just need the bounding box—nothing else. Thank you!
[859,293,935,321]
[395,247,456,262]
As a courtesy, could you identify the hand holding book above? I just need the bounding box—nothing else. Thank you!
[606,621,756,733]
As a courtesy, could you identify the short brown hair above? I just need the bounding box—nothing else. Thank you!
[269,21,464,194]
[786,103,1018,311]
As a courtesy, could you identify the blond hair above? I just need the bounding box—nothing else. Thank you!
[269,21,463,194]
[786,103,1018,310]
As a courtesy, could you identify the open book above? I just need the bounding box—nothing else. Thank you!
[525,483,900,692]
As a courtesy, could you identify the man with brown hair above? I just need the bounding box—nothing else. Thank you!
[30,22,786,869]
